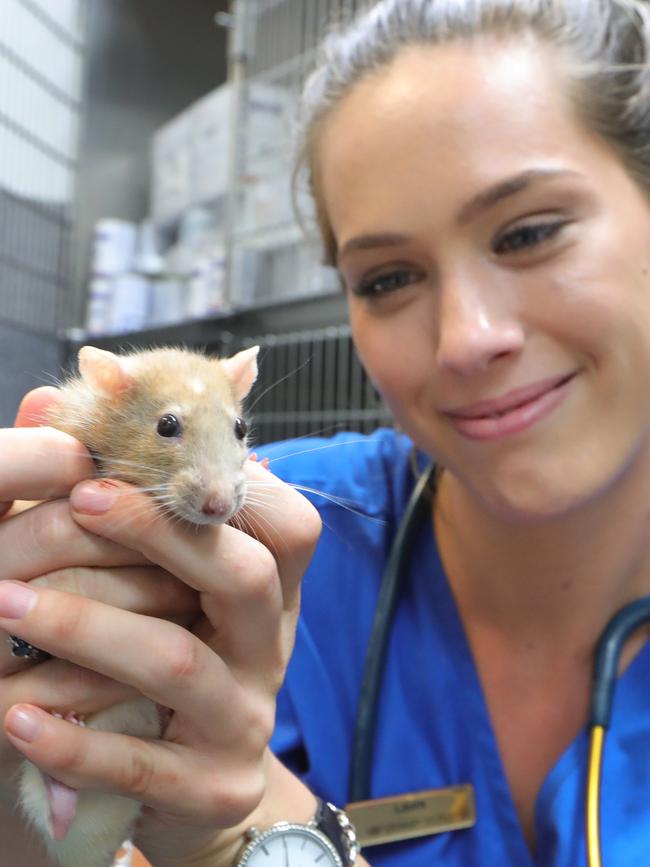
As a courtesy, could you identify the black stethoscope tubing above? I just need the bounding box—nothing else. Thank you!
[349,461,437,802]
[348,458,650,866]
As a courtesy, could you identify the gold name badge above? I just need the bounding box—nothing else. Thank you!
[346,784,476,847]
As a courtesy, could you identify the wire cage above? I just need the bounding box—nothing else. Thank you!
[0,0,84,335]
[242,324,392,446]
[223,0,394,441]
[0,0,85,424]
[226,0,373,309]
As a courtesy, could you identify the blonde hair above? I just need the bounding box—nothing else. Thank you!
[294,0,650,265]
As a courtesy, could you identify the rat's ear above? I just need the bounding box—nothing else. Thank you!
[221,345,259,400]
[78,346,133,398]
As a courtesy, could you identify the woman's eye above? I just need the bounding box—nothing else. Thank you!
[157,413,182,438]
[493,220,567,255]
[353,269,420,298]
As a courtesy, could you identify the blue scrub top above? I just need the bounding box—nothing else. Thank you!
[263,429,650,866]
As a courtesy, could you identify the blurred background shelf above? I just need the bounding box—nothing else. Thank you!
[0,0,387,441]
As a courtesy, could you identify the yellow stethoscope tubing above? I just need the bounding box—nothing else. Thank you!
[586,724,605,867]
[586,596,650,867]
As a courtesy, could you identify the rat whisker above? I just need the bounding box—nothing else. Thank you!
[37,369,66,389]
[230,510,258,542]
[262,438,374,465]
[23,447,173,481]
[246,480,385,525]
[245,354,314,415]
[97,457,176,476]
[240,488,280,511]
[241,503,277,521]
[241,485,277,505]
[241,503,292,558]
[291,484,385,523]
[247,423,346,451]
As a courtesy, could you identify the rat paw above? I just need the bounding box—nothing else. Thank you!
[51,710,86,727]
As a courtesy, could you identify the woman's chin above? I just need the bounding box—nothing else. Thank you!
[483,487,580,526]
[463,464,598,526]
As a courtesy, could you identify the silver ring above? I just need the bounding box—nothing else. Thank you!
[8,635,51,663]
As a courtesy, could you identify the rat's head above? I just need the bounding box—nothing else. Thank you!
[77,344,259,526]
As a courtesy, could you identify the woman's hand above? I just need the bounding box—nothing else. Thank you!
[0,388,200,788]
[0,458,322,865]
[0,386,92,520]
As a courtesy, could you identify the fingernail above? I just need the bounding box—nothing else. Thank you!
[0,582,37,618]
[6,706,44,742]
[70,480,119,515]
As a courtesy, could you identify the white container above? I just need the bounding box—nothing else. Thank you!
[107,273,150,334]
[134,219,165,277]
[186,246,226,319]
[91,219,137,276]
[230,245,265,309]
[85,276,112,335]
[149,278,187,327]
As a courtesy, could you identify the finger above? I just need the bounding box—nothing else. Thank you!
[0,388,73,518]
[0,654,142,778]
[32,567,198,618]
[0,566,199,677]
[0,427,93,502]
[3,704,265,826]
[67,469,320,679]
[70,460,322,611]
[67,480,287,675]
[14,386,61,428]
[1,658,140,728]
[0,498,149,584]
[0,582,235,719]
[238,459,322,610]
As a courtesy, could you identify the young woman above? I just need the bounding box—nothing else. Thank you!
[3,0,650,864]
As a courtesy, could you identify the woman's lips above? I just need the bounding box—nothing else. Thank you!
[444,373,576,442]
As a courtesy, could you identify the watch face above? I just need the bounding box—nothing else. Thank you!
[238,824,343,866]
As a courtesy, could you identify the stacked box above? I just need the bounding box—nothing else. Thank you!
[151,82,294,228]
[150,108,193,226]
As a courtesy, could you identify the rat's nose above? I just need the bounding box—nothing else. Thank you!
[202,493,231,520]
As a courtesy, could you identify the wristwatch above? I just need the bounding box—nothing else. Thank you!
[236,799,360,866]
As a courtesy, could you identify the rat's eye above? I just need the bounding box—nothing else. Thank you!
[157,414,182,438]
[234,417,248,440]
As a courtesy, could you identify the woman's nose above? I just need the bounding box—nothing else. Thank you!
[435,277,524,375]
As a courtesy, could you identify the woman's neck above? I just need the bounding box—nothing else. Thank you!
[434,452,650,653]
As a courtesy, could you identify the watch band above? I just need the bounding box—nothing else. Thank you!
[313,799,360,866]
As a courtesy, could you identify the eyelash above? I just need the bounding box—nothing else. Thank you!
[493,219,567,255]
[351,219,568,299]
[353,269,420,298]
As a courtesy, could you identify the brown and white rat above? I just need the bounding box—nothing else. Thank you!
[18,343,259,867]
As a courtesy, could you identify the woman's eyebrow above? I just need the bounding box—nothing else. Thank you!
[336,168,580,263]
[455,167,581,225]
[338,232,409,262]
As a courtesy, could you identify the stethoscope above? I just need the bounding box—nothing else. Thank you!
[348,461,650,867]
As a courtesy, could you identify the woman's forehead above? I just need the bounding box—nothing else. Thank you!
[319,41,569,159]
[317,39,586,213]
